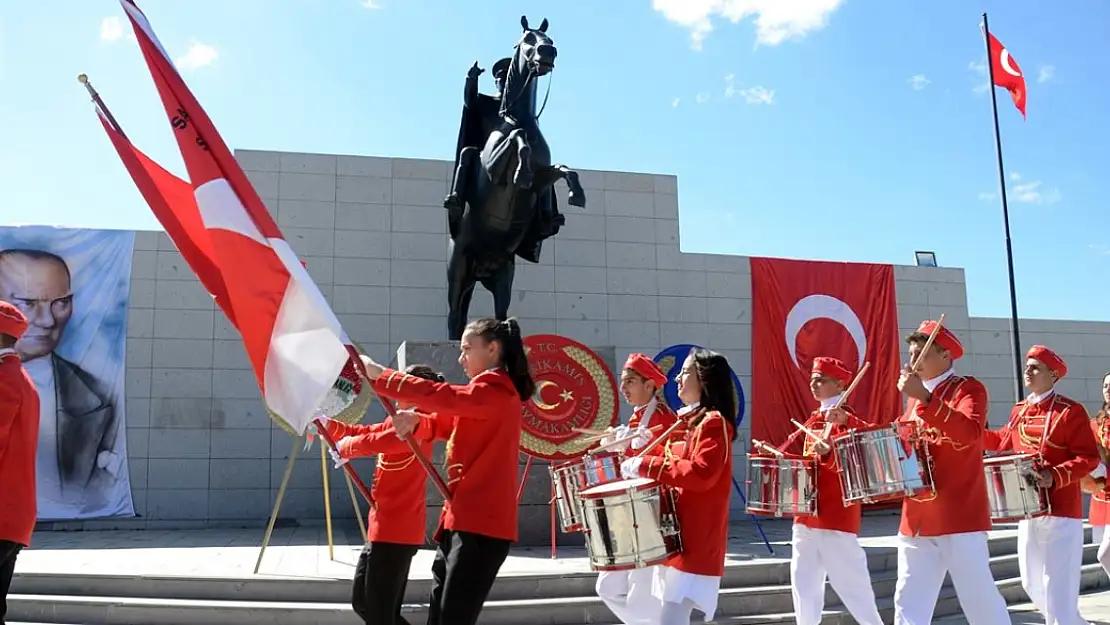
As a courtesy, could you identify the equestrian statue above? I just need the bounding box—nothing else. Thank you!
[444,15,586,340]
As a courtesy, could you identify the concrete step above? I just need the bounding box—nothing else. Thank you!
[10,542,1098,625]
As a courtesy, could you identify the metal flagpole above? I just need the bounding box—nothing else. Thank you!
[981,12,1025,402]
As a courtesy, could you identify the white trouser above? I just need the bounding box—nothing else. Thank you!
[597,567,660,625]
[1098,525,1110,580]
[1018,516,1088,625]
[893,532,1010,625]
[655,598,696,625]
[1094,525,1105,547]
[790,525,883,625]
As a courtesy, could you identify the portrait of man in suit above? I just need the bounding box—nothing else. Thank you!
[0,249,120,515]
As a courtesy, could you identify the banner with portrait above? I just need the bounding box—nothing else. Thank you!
[0,226,135,520]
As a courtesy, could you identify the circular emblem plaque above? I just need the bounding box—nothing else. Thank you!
[270,347,374,436]
[654,343,746,427]
[520,334,619,461]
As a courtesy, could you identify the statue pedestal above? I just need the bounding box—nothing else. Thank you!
[396,340,615,547]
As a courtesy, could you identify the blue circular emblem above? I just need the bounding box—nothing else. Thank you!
[652,344,746,426]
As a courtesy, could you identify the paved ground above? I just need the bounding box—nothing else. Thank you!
[935,589,1110,623]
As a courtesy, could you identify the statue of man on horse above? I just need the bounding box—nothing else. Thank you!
[443,15,587,340]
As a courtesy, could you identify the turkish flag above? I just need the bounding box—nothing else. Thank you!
[750,258,901,449]
[986,31,1026,119]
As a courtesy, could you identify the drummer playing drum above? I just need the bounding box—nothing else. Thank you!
[982,345,1099,625]
[786,357,883,625]
[595,353,680,625]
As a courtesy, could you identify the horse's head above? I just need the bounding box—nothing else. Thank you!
[517,16,556,77]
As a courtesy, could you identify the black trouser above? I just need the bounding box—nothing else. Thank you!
[427,529,512,625]
[353,541,420,625]
[0,540,23,625]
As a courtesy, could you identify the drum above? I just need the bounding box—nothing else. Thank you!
[983,453,1050,522]
[834,423,935,504]
[744,454,817,517]
[549,460,587,532]
[580,451,623,489]
[578,477,681,571]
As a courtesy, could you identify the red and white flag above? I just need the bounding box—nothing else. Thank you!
[750,257,901,448]
[111,0,354,434]
[986,31,1026,118]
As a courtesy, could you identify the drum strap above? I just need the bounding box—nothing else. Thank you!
[637,398,659,430]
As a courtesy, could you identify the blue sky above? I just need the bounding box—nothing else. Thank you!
[0,0,1107,321]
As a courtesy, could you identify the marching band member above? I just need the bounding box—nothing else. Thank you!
[359,317,534,625]
[595,353,680,625]
[320,364,445,625]
[620,348,736,625]
[1081,372,1110,578]
[0,302,38,622]
[893,320,1010,625]
[982,346,1098,625]
[789,357,883,625]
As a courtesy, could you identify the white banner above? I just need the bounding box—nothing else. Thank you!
[0,227,135,520]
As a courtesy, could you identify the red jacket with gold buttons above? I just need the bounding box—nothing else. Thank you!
[640,410,733,577]
[0,352,40,547]
[795,405,871,535]
[1088,417,1110,526]
[983,392,1099,519]
[325,417,433,545]
[897,374,992,537]
[374,367,522,542]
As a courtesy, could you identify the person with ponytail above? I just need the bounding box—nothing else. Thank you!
[357,317,533,625]
[1082,372,1110,578]
[618,348,736,624]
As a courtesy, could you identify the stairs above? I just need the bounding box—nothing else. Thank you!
[9,530,1109,624]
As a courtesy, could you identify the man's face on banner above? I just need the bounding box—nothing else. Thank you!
[0,252,74,361]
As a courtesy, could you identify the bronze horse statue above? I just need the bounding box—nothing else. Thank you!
[444,15,586,340]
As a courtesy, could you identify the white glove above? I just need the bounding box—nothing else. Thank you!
[1094,463,1107,479]
[629,427,652,450]
[599,425,631,447]
[328,445,349,468]
[620,457,642,479]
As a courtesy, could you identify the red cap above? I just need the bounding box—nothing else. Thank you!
[1027,345,1066,379]
[811,357,852,385]
[0,302,27,340]
[915,320,964,360]
[624,353,668,388]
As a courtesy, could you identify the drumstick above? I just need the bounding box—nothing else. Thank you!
[573,427,608,436]
[752,439,785,458]
[592,434,642,452]
[909,313,946,372]
[833,361,871,410]
[634,418,687,459]
[791,419,826,443]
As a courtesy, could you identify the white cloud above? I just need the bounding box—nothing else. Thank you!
[1009,171,1021,181]
[737,86,775,105]
[968,59,989,94]
[652,0,845,50]
[175,42,219,71]
[1009,172,1061,206]
[672,97,681,107]
[361,0,381,8]
[978,192,996,202]
[1038,65,1055,83]
[908,75,930,91]
[724,73,737,98]
[1089,244,1110,256]
[695,91,711,104]
[100,16,123,42]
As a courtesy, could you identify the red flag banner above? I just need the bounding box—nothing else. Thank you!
[986,31,1026,118]
[750,258,900,449]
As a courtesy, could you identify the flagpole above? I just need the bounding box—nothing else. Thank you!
[78,74,127,139]
[981,12,1024,402]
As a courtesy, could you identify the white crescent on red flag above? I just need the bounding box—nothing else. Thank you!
[986,31,1027,119]
[118,0,354,434]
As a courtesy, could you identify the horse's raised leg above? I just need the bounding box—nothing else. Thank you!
[444,147,478,210]
[479,259,516,323]
[533,165,586,209]
[510,129,533,189]
[446,243,478,341]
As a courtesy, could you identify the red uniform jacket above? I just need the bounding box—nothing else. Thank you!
[325,417,433,545]
[897,374,992,537]
[795,406,870,535]
[374,367,521,543]
[983,392,1099,519]
[1087,418,1110,526]
[0,352,40,546]
[626,399,681,456]
[641,410,733,577]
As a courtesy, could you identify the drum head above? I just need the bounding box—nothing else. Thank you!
[984,452,1036,465]
[580,477,656,499]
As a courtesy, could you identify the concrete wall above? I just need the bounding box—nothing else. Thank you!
[39,150,1110,538]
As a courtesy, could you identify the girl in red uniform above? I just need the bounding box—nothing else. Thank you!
[1081,372,1110,576]
[619,347,736,624]
[320,364,444,625]
[358,317,534,625]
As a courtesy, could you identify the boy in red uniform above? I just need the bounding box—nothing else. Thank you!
[320,364,444,625]
[0,301,39,622]
[595,353,679,625]
[893,320,1009,624]
[788,357,882,625]
[982,345,1098,625]
[359,317,533,625]
[620,348,735,624]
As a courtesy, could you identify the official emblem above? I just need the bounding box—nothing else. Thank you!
[521,334,619,461]
[654,343,746,427]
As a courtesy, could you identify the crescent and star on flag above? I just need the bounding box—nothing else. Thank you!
[982,22,1027,118]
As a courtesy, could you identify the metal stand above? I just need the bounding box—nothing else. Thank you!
[253,434,366,573]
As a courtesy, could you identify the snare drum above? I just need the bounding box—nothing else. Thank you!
[578,477,681,571]
[834,423,935,504]
[549,460,587,532]
[744,454,817,517]
[580,451,623,489]
[983,453,1050,522]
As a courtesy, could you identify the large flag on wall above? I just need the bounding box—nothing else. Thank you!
[102,0,354,434]
[750,258,900,448]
